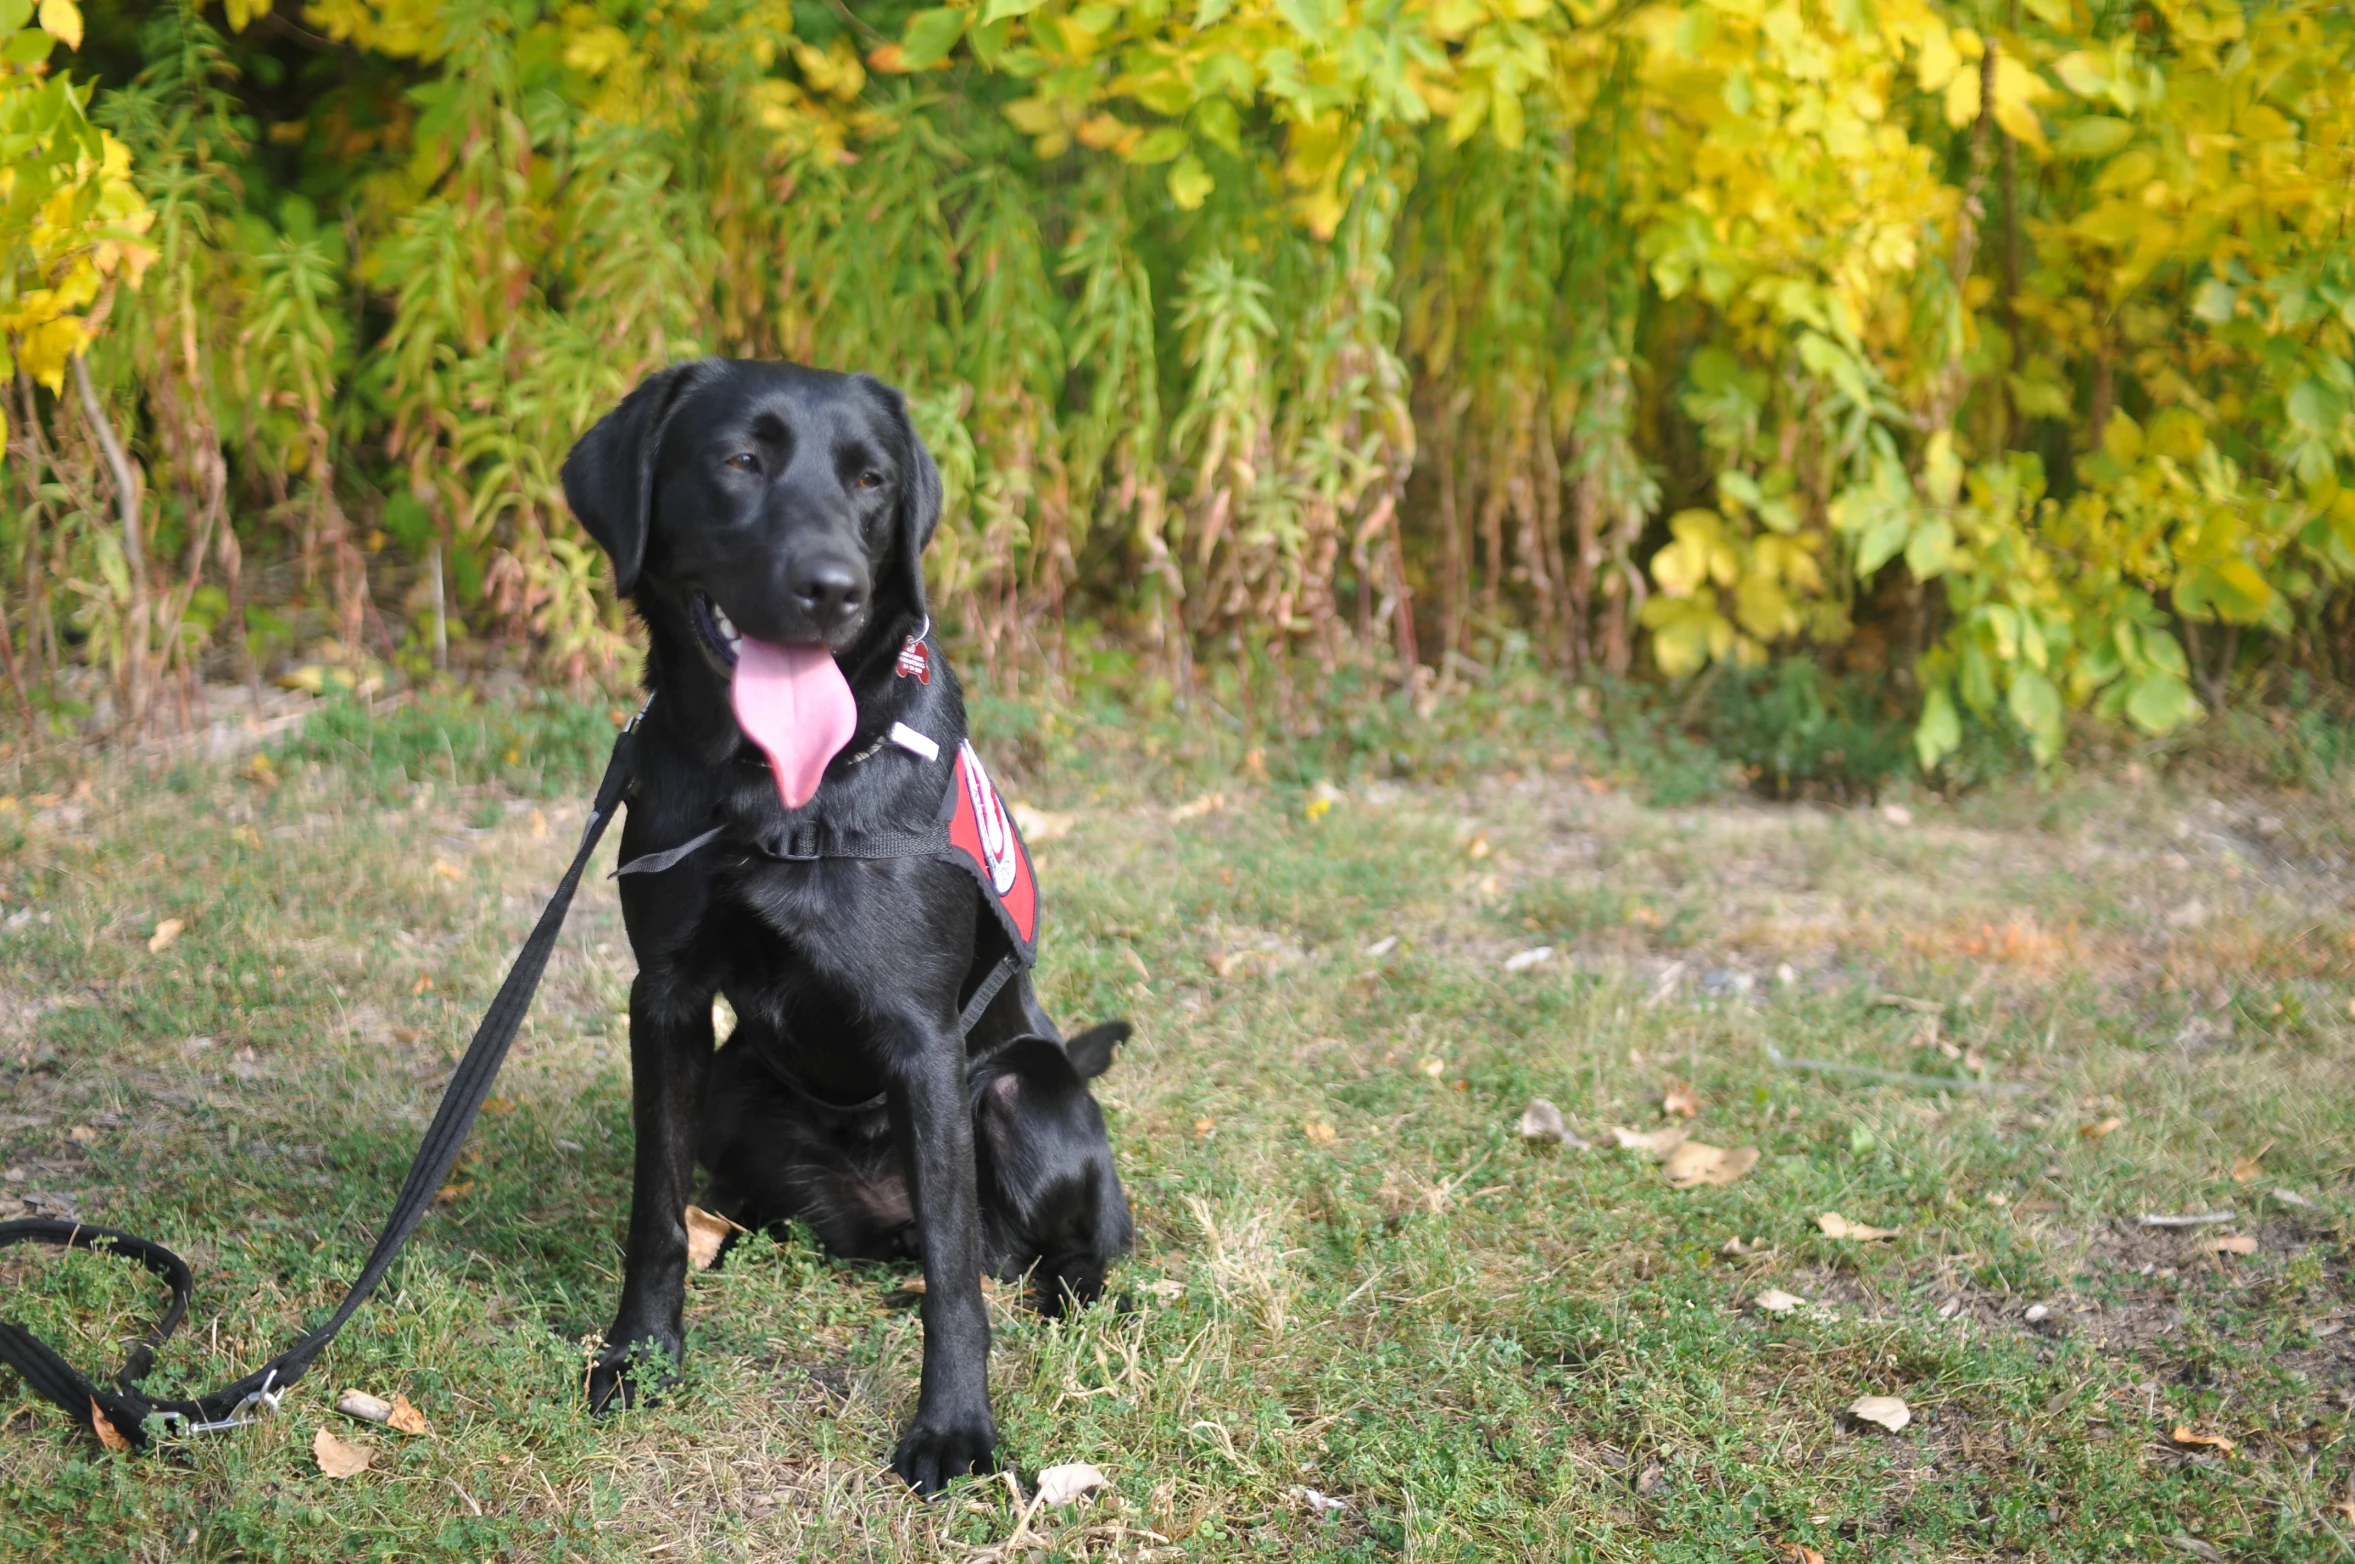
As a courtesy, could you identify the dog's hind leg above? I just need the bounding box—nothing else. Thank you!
[589,971,717,1413]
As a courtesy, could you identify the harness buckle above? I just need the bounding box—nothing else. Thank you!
[773,821,825,862]
[158,1369,282,1438]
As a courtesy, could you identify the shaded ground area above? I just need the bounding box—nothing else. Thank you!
[2,694,2352,1559]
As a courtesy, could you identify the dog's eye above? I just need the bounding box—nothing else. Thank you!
[725,453,760,474]
[854,470,883,491]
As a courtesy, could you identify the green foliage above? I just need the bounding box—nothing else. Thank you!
[0,0,2348,766]
[1694,663,1915,802]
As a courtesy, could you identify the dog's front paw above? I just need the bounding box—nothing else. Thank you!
[891,1414,999,1497]
[587,1332,682,1415]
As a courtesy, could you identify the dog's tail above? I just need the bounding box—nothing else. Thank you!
[1062,1021,1131,1080]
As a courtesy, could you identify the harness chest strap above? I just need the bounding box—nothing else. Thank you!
[615,732,1040,968]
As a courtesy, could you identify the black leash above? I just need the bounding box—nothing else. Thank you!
[0,703,1026,1453]
[0,710,642,1451]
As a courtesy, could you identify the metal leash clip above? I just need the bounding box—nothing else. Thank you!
[156,1368,282,1438]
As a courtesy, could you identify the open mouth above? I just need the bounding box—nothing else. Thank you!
[692,592,742,667]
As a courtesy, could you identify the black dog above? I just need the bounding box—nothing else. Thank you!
[700,1019,1131,1312]
[559,359,1129,1493]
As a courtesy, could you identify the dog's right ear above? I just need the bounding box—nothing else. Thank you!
[560,361,710,595]
[1063,1021,1130,1081]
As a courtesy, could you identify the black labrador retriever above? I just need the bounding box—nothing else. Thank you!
[559,358,1130,1493]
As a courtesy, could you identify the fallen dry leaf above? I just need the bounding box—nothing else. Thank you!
[1847,1395,1912,1432]
[1610,1125,1689,1157]
[68,1124,96,1144]
[684,1204,740,1271]
[1661,1141,1759,1189]
[1168,792,1225,823]
[480,1095,516,1117]
[1302,1120,1337,1146]
[1035,1462,1109,1506]
[2204,1234,2259,1256]
[1192,1117,1216,1139]
[1661,1081,1700,1119]
[433,1181,474,1204]
[2080,1116,2126,1140]
[1781,1541,1826,1564]
[897,1275,927,1294]
[2169,1425,2237,1455]
[1818,1212,1902,1241]
[88,1399,131,1453]
[1720,1235,1769,1257]
[2230,1154,2263,1184]
[1142,1278,1183,1302]
[1010,802,1074,842]
[313,1427,372,1478]
[1753,1288,1804,1315]
[431,859,463,881]
[336,1390,392,1424]
[387,1393,428,1436]
[147,918,185,954]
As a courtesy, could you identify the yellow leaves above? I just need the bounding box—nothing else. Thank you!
[1641,595,1735,678]
[36,0,79,50]
[562,21,633,76]
[1943,38,1982,127]
[1168,154,1214,209]
[1990,52,2054,153]
[1653,510,1740,598]
[0,17,154,411]
[2234,104,2294,143]
[793,36,866,100]
[1283,113,1356,238]
[15,312,85,393]
[1645,502,1833,673]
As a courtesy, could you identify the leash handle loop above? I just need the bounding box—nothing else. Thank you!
[0,718,638,1449]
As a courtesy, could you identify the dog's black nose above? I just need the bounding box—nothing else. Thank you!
[791,559,866,628]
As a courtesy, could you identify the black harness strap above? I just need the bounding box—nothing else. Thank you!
[2,706,1036,1454]
[0,712,640,1450]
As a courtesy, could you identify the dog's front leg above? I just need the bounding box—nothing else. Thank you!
[886,1017,999,1494]
[589,971,715,1412]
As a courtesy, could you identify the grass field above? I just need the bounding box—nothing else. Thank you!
[3,686,2353,1560]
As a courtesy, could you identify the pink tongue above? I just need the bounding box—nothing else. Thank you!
[731,638,856,810]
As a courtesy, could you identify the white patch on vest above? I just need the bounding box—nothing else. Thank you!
[961,741,1020,896]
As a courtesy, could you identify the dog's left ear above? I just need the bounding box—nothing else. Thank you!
[560,360,710,595]
[1063,1021,1130,1081]
[870,379,942,616]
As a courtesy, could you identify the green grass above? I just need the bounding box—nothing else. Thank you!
[3,689,2353,1560]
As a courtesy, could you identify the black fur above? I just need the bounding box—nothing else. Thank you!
[700,1021,1133,1315]
[559,359,1129,1495]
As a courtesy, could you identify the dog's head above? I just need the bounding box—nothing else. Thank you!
[562,359,942,661]
[970,1026,1133,1316]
